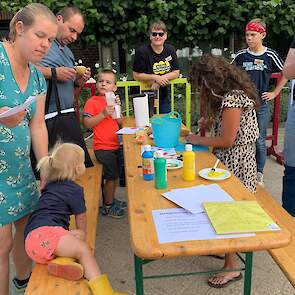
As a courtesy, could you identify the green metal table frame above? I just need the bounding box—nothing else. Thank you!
[134,252,253,295]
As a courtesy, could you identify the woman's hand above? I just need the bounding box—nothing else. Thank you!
[0,107,26,128]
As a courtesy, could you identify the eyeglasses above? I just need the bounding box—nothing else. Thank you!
[97,79,115,85]
[151,32,165,37]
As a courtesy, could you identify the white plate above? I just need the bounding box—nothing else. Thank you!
[166,159,183,170]
[198,168,231,181]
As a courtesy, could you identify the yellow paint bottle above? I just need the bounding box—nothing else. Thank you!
[182,144,195,181]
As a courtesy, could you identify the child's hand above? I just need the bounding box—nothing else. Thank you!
[115,95,121,105]
[187,133,201,145]
[105,105,115,116]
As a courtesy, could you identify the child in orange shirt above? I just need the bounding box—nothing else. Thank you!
[83,70,126,218]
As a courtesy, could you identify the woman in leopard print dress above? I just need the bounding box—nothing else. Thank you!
[188,54,259,288]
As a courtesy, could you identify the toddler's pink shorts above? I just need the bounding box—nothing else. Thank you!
[25,226,68,264]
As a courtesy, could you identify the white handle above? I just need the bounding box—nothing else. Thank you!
[213,159,220,170]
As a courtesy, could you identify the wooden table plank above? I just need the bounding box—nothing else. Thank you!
[123,118,291,260]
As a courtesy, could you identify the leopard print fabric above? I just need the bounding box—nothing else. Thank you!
[213,90,259,193]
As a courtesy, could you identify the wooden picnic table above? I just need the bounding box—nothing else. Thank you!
[122,117,290,295]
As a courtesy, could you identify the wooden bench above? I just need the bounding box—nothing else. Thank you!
[25,152,102,295]
[255,187,295,288]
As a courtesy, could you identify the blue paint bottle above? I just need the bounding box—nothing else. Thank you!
[142,145,154,181]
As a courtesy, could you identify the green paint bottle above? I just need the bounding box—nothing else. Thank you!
[154,151,167,189]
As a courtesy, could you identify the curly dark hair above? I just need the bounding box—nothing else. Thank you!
[189,54,259,117]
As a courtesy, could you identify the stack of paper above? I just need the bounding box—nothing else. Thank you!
[162,184,233,214]
[203,201,280,234]
[152,208,255,244]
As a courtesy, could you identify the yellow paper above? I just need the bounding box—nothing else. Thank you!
[203,201,280,234]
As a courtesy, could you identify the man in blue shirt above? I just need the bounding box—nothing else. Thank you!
[38,6,90,114]
[37,6,93,167]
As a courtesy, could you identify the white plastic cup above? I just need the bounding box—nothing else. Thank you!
[105,92,116,106]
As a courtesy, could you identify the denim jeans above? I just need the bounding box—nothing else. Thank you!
[255,103,270,173]
[143,89,171,116]
[282,94,295,217]
[282,165,295,217]
[159,97,171,114]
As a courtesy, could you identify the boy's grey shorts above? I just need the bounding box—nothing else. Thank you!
[94,149,120,180]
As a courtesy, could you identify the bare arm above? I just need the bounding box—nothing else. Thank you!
[36,65,77,81]
[29,94,48,188]
[83,105,115,129]
[262,74,288,101]
[133,71,158,82]
[133,70,180,87]
[29,94,48,162]
[283,48,295,79]
[187,108,242,148]
[75,212,87,235]
[162,70,180,81]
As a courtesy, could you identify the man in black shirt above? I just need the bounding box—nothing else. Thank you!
[133,21,180,114]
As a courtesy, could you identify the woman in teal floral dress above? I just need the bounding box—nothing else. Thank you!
[0,4,57,294]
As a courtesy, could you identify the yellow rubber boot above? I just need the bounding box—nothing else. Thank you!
[88,274,128,295]
[47,257,84,281]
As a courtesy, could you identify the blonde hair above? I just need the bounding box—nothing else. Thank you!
[250,18,266,29]
[9,3,56,42]
[37,143,85,183]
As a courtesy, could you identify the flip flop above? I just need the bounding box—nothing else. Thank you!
[208,273,243,288]
[206,254,225,260]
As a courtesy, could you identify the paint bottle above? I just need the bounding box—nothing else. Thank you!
[154,151,167,189]
[142,144,154,181]
[182,144,195,181]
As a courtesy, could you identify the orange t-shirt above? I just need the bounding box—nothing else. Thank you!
[83,95,119,150]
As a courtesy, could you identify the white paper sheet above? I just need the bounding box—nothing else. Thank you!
[116,127,139,134]
[162,184,233,214]
[0,94,41,119]
[152,208,255,244]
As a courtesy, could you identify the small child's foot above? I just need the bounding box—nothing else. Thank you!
[100,202,125,218]
[47,257,84,281]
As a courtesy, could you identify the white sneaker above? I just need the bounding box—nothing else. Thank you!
[257,172,264,187]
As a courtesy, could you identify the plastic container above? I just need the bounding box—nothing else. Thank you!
[182,144,196,181]
[151,112,181,148]
[154,151,167,189]
[142,145,154,181]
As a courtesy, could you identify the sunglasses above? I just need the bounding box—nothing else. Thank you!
[151,32,165,37]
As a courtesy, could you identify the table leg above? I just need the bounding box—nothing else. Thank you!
[243,252,253,295]
[134,255,144,295]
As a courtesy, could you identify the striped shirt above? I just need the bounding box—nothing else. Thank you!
[232,47,284,99]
